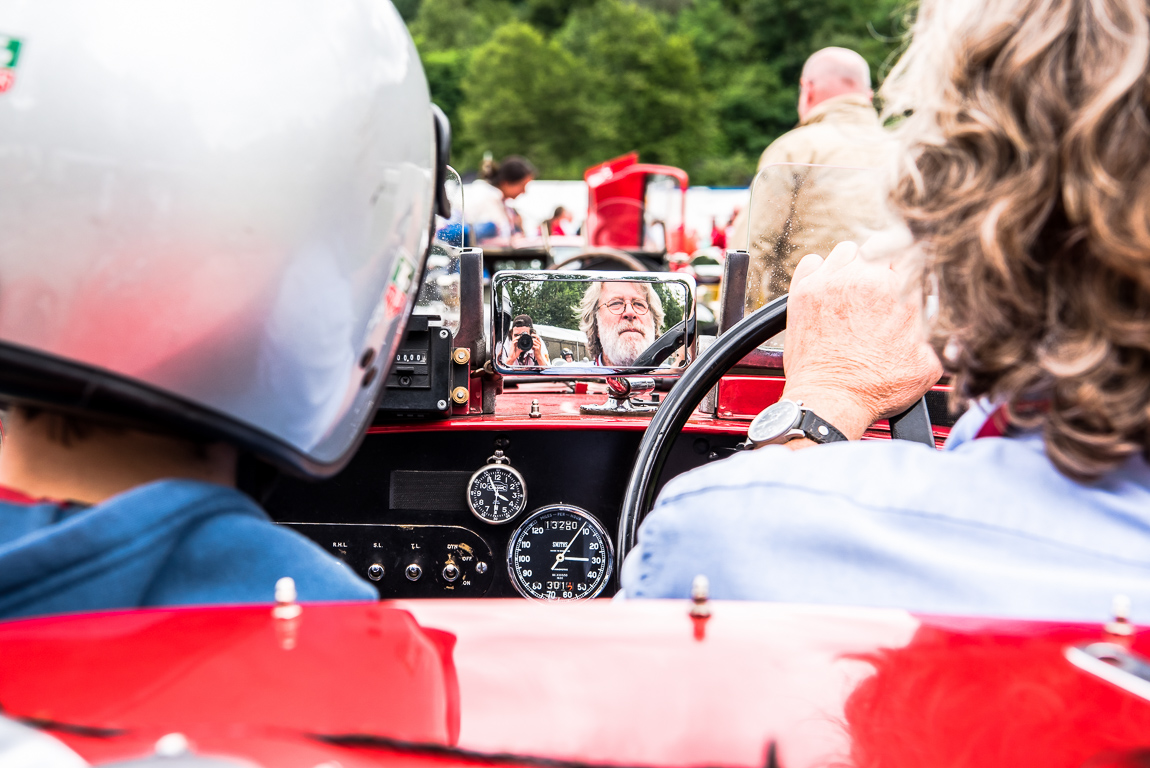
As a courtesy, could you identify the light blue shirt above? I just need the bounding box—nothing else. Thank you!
[621,403,1150,622]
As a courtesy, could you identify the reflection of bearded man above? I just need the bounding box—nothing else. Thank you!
[579,282,664,366]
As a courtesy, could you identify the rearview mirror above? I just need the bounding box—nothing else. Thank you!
[491,271,697,377]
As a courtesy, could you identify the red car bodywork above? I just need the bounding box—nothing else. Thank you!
[1,599,1147,768]
[584,153,691,254]
[386,378,952,446]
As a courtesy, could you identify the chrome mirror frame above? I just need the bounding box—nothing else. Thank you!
[490,270,697,379]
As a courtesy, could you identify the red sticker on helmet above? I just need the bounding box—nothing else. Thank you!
[384,283,406,318]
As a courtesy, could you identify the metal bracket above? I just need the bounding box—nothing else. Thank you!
[580,377,659,416]
[889,396,935,446]
[455,247,501,414]
[455,248,485,366]
[718,250,749,332]
[1067,642,1150,702]
[700,250,750,416]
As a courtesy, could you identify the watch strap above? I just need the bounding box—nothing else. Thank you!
[798,409,848,444]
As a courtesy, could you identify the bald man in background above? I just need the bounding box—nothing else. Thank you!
[732,47,893,313]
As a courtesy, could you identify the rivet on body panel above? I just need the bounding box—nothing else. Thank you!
[690,574,711,641]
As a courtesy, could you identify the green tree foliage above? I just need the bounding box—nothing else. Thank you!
[422,48,468,141]
[414,0,909,186]
[527,0,595,32]
[412,0,479,50]
[394,0,424,21]
[742,0,904,82]
[460,22,604,177]
[675,0,788,164]
[502,280,586,329]
[652,283,684,331]
[557,0,714,170]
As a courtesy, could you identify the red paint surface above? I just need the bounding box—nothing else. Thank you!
[716,374,787,419]
[585,153,644,250]
[372,379,957,444]
[370,384,751,435]
[584,153,689,251]
[717,376,954,444]
[2,601,1149,767]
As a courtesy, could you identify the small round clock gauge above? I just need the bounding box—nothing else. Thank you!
[467,452,528,525]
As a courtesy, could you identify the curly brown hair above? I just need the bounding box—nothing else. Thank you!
[883,0,1150,480]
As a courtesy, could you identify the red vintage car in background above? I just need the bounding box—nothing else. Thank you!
[2,165,1148,768]
[474,153,701,273]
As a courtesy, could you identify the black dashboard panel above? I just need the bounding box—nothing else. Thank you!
[265,428,744,598]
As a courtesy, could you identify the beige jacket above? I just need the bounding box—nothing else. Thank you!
[731,94,894,311]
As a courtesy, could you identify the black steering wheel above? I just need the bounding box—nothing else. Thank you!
[630,313,696,369]
[548,249,651,272]
[615,294,935,580]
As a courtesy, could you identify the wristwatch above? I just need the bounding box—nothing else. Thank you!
[747,399,848,447]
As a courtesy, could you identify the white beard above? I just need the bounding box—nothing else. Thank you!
[600,322,655,366]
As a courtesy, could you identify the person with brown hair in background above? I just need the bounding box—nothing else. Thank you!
[545,206,573,236]
[467,155,536,243]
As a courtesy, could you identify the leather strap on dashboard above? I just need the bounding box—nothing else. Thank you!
[389,471,472,511]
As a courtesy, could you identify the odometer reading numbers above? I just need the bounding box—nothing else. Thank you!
[467,451,527,524]
[507,505,614,600]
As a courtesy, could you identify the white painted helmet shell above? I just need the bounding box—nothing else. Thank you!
[0,0,436,476]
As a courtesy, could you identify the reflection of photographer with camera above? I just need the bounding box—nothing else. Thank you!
[502,314,550,368]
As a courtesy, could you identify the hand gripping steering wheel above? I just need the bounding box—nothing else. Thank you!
[615,294,935,582]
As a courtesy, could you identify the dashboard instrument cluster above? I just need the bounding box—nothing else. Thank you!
[266,427,741,600]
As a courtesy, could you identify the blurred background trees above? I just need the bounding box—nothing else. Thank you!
[407,0,907,186]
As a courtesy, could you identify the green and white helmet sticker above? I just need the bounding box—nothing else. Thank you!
[0,36,20,68]
[0,35,22,93]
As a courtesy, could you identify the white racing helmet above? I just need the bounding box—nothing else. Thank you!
[0,0,443,476]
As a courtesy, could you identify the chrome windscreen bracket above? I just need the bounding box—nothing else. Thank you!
[1066,642,1150,702]
[579,376,658,416]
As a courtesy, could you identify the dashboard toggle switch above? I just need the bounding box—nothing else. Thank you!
[405,563,423,581]
[367,563,384,581]
[442,559,461,583]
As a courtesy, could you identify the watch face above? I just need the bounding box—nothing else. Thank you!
[748,400,802,445]
[467,464,528,524]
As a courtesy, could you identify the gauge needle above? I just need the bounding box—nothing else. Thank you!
[488,476,507,501]
[551,524,586,570]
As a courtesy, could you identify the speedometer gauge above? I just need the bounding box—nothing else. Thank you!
[507,505,613,600]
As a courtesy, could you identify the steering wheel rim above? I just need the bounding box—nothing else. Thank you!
[615,295,789,579]
[547,249,651,272]
[615,293,938,583]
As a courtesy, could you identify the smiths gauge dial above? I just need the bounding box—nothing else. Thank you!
[507,505,614,600]
[467,450,527,524]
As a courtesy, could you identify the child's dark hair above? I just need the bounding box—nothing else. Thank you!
[484,156,536,186]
